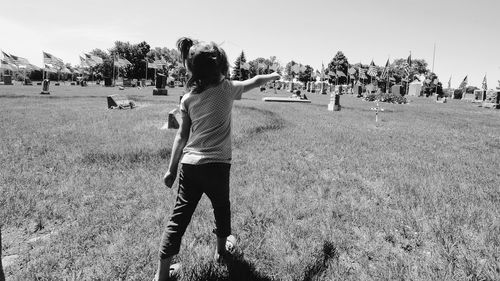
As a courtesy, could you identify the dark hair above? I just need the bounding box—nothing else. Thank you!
[177,37,229,94]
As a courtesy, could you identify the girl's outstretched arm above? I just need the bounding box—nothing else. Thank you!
[163,112,191,188]
[240,73,281,93]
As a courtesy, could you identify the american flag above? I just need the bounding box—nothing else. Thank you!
[9,54,30,66]
[336,70,346,77]
[358,68,367,79]
[380,59,390,79]
[85,53,103,65]
[367,61,377,77]
[147,60,160,69]
[482,75,487,90]
[1,51,16,64]
[43,52,64,67]
[240,62,250,70]
[114,55,132,68]
[403,54,411,77]
[459,75,468,89]
[1,59,16,71]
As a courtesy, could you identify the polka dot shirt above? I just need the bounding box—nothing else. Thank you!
[180,79,244,165]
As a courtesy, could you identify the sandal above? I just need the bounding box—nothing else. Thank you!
[214,235,236,263]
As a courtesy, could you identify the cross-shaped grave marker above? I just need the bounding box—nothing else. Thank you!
[370,100,385,123]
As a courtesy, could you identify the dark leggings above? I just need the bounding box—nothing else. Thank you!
[159,163,231,259]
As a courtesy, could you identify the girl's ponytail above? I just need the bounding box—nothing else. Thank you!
[176,37,195,66]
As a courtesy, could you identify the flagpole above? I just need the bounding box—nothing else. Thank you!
[432,42,436,73]
[112,54,115,87]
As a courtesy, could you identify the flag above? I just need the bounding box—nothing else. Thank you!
[85,53,103,65]
[154,55,168,66]
[8,54,30,66]
[1,51,16,64]
[43,52,64,67]
[147,60,161,69]
[240,62,250,70]
[380,59,390,79]
[336,70,346,77]
[25,63,40,71]
[367,61,377,77]
[459,75,468,89]
[403,54,412,77]
[44,64,59,73]
[0,59,16,71]
[114,55,131,68]
[358,68,367,79]
[80,56,91,68]
[482,75,487,90]
[82,55,98,67]
[61,67,72,74]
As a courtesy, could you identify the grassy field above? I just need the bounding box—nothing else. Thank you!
[1,83,499,280]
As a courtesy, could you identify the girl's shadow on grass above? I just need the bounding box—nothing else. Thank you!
[182,241,337,281]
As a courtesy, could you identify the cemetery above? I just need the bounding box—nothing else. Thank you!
[1,3,499,279]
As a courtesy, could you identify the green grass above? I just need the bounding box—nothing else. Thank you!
[1,84,499,280]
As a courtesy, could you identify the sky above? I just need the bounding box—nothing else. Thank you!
[1,0,499,88]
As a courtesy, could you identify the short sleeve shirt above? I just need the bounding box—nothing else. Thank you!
[180,79,244,165]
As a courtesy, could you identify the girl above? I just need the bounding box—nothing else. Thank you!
[155,37,281,280]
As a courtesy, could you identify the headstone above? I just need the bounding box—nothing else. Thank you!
[40,79,50,95]
[328,93,341,111]
[462,91,475,102]
[24,78,33,85]
[353,84,362,97]
[3,75,12,85]
[391,84,403,95]
[153,74,168,95]
[366,84,376,94]
[474,90,486,101]
[436,95,447,103]
[482,90,500,109]
[107,94,136,109]
[123,79,132,87]
[104,77,112,87]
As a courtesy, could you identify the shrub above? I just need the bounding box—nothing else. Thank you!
[364,92,407,104]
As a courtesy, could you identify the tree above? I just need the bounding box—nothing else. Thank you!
[110,41,151,79]
[328,51,350,84]
[298,65,314,84]
[391,58,428,83]
[89,48,111,79]
[248,57,273,77]
[231,51,249,81]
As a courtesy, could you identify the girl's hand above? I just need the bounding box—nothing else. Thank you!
[163,171,176,188]
[270,72,281,80]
